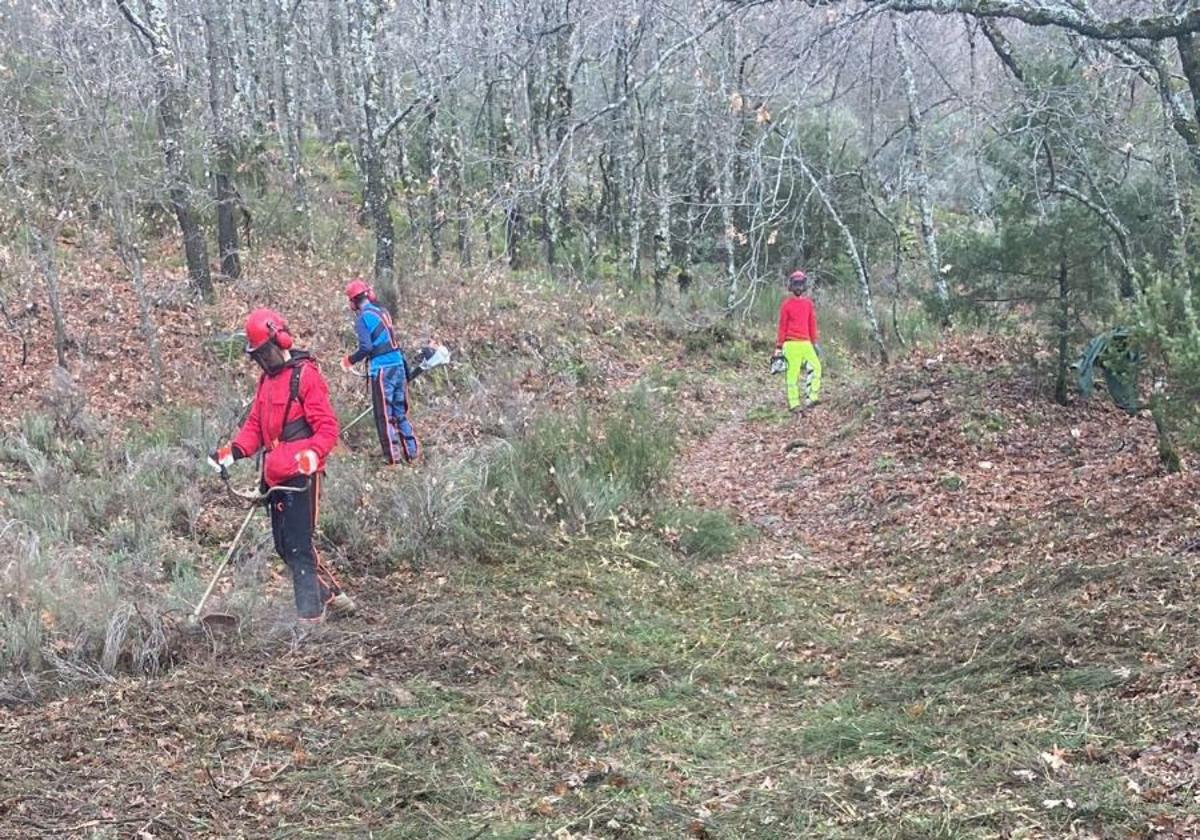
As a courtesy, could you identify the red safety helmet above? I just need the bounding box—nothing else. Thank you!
[345,278,374,305]
[788,270,809,293]
[244,307,294,353]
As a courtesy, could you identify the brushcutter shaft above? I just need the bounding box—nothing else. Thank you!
[341,406,373,436]
[192,505,256,623]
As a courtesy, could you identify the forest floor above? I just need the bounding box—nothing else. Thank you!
[2,252,1199,838]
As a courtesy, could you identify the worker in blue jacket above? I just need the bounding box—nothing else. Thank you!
[340,279,420,464]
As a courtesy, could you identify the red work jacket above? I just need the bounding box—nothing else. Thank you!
[232,355,340,487]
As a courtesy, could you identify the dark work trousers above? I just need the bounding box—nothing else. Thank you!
[370,364,420,464]
[269,474,342,619]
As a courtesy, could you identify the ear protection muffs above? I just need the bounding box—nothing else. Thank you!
[245,308,295,354]
[272,325,294,350]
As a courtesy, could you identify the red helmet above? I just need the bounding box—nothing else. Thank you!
[244,308,293,353]
[345,278,374,304]
[788,270,809,293]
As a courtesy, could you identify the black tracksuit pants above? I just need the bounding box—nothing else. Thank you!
[269,474,341,620]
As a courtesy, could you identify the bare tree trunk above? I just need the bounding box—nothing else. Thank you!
[718,148,737,313]
[449,126,471,267]
[481,72,497,263]
[718,167,739,311]
[680,80,702,297]
[1150,387,1182,473]
[893,16,949,306]
[276,0,313,250]
[1164,145,1188,271]
[858,172,907,348]
[498,104,522,269]
[203,2,241,279]
[627,151,645,284]
[652,74,670,310]
[328,0,348,143]
[796,153,888,364]
[28,226,68,369]
[425,100,444,268]
[358,0,395,288]
[117,237,164,400]
[551,8,575,263]
[620,28,644,287]
[238,0,264,127]
[118,0,213,302]
[1054,247,1069,405]
[582,164,599,265]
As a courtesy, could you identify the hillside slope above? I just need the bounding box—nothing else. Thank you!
[2,310,1199,838]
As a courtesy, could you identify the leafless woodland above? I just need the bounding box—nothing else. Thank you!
[4,1,1200,380]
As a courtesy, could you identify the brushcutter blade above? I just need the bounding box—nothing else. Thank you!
[199,612,239,630]
[419,344,451,370]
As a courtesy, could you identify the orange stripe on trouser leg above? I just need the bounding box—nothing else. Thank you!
[309,473,342,601]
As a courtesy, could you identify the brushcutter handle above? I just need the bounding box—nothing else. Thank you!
[207,445,235,474]
[220,471,311,506]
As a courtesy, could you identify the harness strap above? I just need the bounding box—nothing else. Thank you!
[369,343,399,359]
[269,364,307,450]
[365,305,400,359]
[280,416,313,442]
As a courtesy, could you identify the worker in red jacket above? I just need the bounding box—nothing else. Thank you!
[208,308,355,625]
[771,270,822,412]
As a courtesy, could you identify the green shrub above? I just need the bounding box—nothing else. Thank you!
[448,387,675,562]
[0,516,171,699]
[682,321,738,355]
[381,450,489,570]
[1132,271,1200,454]
[319,456,379,564]
[658,507,745,562]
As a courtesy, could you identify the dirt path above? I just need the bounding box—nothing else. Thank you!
[678,337,1199,574]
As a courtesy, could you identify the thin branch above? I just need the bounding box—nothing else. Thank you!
[794,0,1200,42]
[978,20,1024,82]
[115,0,158,49]
[379,97,425,146]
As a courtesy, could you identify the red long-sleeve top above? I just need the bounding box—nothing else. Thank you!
[232,356,340,487]
[776,296,819,348]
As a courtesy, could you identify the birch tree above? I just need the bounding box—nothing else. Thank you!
[892,16,948,305]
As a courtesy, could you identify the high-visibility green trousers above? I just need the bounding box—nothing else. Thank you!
[782,340,821,409]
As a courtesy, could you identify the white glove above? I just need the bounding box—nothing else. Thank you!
[207,445,235,473]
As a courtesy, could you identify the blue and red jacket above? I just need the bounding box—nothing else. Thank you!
[349,302,405,375]
[232,353,340,487]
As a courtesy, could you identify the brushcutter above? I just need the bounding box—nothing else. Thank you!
[218,465,310,506]
[341,343,452,382]
[187,504,256,631]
